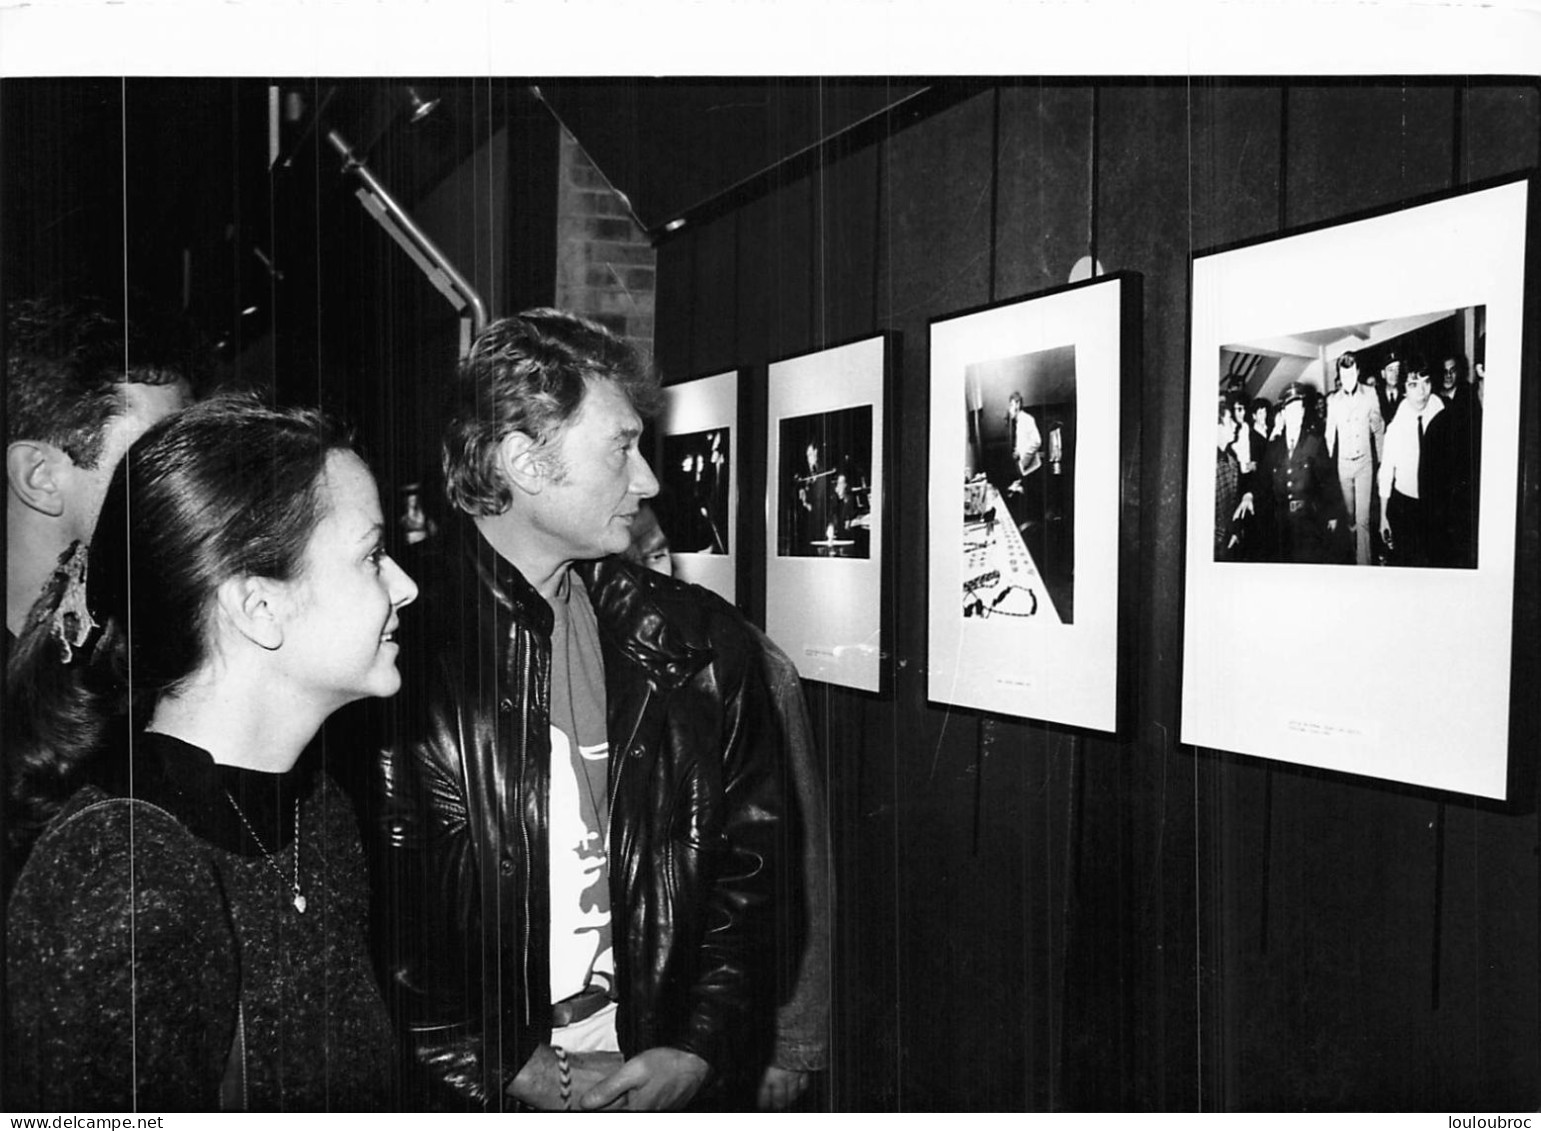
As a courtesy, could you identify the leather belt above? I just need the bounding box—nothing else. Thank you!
[551,984,613,1028]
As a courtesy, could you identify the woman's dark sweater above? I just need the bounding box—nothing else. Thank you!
[5,733,394,1111]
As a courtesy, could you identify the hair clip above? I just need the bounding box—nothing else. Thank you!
[49,540,99,664]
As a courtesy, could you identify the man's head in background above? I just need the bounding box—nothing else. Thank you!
[6,298,198,635]
[622,501,674,578]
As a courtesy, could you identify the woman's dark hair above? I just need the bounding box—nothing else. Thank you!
[4,395,353,858]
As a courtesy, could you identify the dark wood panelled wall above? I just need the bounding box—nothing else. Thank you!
[650,80,1541,1111]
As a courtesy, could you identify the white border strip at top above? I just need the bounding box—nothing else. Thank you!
[3,2,1538,79]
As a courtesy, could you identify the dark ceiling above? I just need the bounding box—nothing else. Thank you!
[1,77,925,357]
[535,78,925,229]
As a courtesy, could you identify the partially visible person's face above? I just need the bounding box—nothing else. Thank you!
[1282,398,1305,431]
[1219,413,1239,449]
[1442,359,1460,390]
[835,473,849,499]
[1406,370,1433,412]
[527,377,660,563]
[1383,361,1402,389]
[275,451,419,711]
[1339,361,1360,392]
[632,515,673,577]
[805,443,819,472]
[1252,405,1269,433]
[70,379,193,541]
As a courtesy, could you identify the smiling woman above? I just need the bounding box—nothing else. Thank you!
[270,450,417,711]
[4,395,417,1111]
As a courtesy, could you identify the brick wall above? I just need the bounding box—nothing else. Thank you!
[553,127,656,361]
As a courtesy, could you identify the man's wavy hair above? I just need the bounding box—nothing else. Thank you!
[443,309,662,517]
[5,297,207,466]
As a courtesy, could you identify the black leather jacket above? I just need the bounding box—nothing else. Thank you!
[373,518,787,1109]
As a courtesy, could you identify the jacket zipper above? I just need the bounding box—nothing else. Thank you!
[517,631,535,1028]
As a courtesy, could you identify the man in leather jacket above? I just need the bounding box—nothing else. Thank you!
[374,310,789,1111]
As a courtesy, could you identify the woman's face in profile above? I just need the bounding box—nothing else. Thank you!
[270,451,419,712]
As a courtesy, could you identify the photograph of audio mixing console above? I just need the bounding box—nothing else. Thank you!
[927,274,1134,730]
[962,343,1077,624]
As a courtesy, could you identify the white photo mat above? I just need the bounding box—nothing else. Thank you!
[927,277,1128,730]
[661,369,738,603]
[765,335,888,692]
[1180,178,1529,799]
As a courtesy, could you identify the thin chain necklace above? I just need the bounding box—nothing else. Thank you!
[224,790,306,914]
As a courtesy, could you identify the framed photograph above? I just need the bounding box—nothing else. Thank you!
[659,370,738,603]
[927,273,1139,731]
[1180,175,1532,799]
[765,333,894,692]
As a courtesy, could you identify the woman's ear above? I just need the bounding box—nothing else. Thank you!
[215,575,285,651]
[496,431,546,497]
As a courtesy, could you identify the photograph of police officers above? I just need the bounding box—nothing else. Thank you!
[1215,305,1482,569]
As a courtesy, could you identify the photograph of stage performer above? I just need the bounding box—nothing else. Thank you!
[1217,304,1483,569]
[962,344,1076,622]
[660,426,730,554]
[777,405,873,559]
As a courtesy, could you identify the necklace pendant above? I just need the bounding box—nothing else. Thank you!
[292,892,308,914]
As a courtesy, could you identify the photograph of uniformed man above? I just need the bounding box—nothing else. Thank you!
[1216,304,1483,568]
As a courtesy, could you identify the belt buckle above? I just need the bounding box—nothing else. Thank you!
[551,984,612,1028]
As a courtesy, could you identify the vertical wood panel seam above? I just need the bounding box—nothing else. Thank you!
[1089,85,1100,269]
[686,228,699,377]
[988,84,1001,305]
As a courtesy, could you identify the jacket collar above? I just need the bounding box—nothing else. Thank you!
[454,514,554,638]
[450,515,712,690]
[577,557,714,692]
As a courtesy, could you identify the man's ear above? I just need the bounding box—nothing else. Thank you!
[215,575,285,652]
[6,441,68,517]
[496,431,547,497]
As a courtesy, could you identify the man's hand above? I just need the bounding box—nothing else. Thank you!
[757,1065,811,1111]
[1380,514,1393,544]
[578,1047,710,1112]
[508,1045,626,1110]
